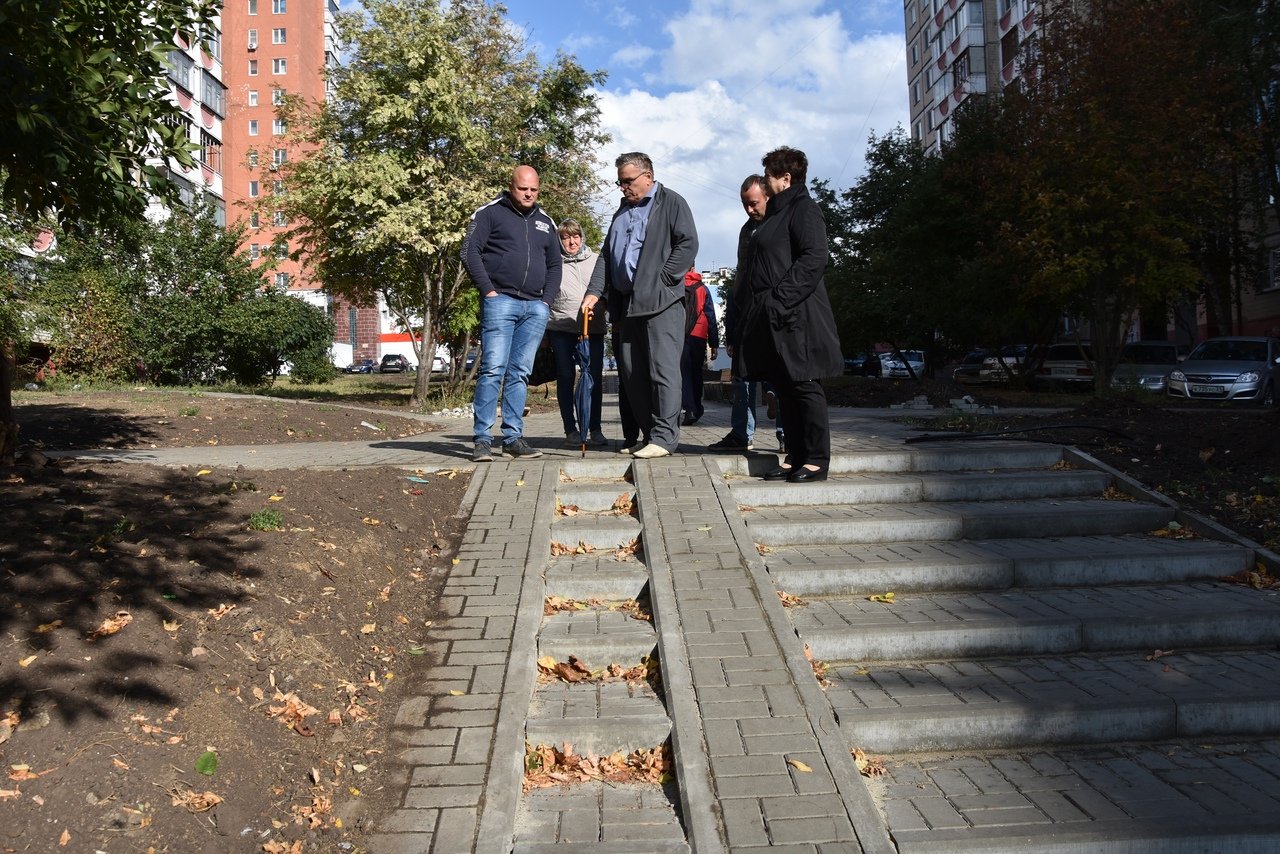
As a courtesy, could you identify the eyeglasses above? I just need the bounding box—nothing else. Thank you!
[615,171,651,188]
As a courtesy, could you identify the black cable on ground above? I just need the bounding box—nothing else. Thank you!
[904,423,1136,445]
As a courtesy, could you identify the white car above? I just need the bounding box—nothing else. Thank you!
[884,350,926,379]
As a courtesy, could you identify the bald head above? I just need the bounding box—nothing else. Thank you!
[509,165,540,212]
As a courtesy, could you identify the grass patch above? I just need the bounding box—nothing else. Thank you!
[247,509,285,531]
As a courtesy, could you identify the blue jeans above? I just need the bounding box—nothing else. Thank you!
[549,329,603,434]
[730,378,782,444]
[473,294,549,445]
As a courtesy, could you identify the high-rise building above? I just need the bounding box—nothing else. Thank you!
[156,12,228,222]
[904,0,1039,154]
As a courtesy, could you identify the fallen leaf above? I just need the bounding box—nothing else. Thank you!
[360,623,376,634]
[34,620,62,634]
[449,690,466,696]
[59,829,70,846]
[18,655,36,668]
[195,469,212,476]
[170,787,222,813]
[361,517,382,526]
[163,620,180,632]
[267,495,284,502]
[515,479,525,487]
[0,789,21,800]
[1145,648,1176,662]
[867,592,895,604]
[786,758,813,773]
[87,611,133,640]
[852,748,888,777]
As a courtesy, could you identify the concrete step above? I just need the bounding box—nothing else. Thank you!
[793,582,1280,662]
[556,482,638,513]
[549,514,642,552]
[748,498,1174,546]
[731,468,1110,508]
[766,535,1251,597]
[827,648,1280,753]
[544,560,649,601]
[713,441,1065,477]
[539,609,657,672]
[527,677,671,756]
[867,739,1280,854]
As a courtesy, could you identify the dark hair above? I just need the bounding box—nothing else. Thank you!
[761,147,807,187]
[615,152,654,177]
[740,174,766,194]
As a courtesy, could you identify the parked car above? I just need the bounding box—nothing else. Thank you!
[1111,341,1186,394]
[952,348,992,385]
[844,352,883,377]
[378,354,414,374]
[884,350,926,379]
[1167,336,1280,406]
[979,345,1031,383]
[342,358,375,374]
[1032,343,1094,390]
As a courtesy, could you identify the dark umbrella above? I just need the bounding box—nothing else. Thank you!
[574,311,593,458]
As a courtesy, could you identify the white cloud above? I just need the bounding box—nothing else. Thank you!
[589,1,907,271]
[610,45,657,67]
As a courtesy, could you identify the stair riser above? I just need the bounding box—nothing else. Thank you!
[538,638,657,672]
[556,486,638,513]
[733,481,921,507]
[525,717,672,756]
[962,507,1174,540]
[1012,551,1251,587]
[543,570,649,601]
[771,562,1014,597]
[752,518,965,546]
[549,521,642,551]
[920,472,1109,502]
[714,446,1064,477]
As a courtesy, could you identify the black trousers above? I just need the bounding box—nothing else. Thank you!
[765,371,830,469]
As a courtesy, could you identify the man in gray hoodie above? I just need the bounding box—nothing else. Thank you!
[582,152,698,458]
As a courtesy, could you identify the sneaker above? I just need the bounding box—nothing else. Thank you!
[632,443,671,459]
[681,411,698,426]
[472,441,494,462]
[564,429,582,446]
[589,430,609,446]
[503,437,543,459]
[765,390,778,420]
[618,441,644,455]
[708,433,753,452]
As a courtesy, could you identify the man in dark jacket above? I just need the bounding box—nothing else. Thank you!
[582,152,698,459]
[462,165,561,462]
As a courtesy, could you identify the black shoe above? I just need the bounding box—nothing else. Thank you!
[788,466,828,484]
[762,466,792,481]
[503,437,543,459]
[681,411,697,426]
[708,433,752,452]
[765,390,778,420]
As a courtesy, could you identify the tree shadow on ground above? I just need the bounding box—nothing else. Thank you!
[14,403,162,450]
[0,460,263,724]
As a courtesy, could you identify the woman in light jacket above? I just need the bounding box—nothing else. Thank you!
[546,219,607,446]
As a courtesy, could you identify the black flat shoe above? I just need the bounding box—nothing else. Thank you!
[787,466,828,484]
[762,466,793,481]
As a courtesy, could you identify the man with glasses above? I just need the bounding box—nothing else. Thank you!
[582,152,698,459]
[463,165,561,462]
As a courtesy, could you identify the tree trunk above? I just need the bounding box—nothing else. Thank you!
[0,339,17,465]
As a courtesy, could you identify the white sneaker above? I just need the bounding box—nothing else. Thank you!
[631,443,671,459]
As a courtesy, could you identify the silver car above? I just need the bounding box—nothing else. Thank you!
[1167,336,1280,406]
[1111,341,1186,394]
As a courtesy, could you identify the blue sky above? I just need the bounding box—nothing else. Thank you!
[499,0,910,272]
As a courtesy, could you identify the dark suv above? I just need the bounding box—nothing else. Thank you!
[379,354,414,374]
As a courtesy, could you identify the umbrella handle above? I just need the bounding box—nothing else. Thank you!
[580,308,589,339]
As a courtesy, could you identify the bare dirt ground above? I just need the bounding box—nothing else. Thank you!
[0,377,1276,853]
[3,393,470,852]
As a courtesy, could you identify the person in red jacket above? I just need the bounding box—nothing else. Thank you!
[680,268,719,425]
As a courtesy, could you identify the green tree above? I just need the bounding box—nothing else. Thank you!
[1009,0,1229,388]
[222,290,335,386]
[0,0,217,462]
[276,0,608,408]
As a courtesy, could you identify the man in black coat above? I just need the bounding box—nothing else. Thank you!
[735,147,842,483]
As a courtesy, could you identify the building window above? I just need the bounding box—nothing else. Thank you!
[248,28,258,49]
[248,59,258,76]
[203,27,221,60]
[272,28,286,44]
[199,130,222,173]
[250,212,261,228]
[272,148,287,166]
[248,119,259,136]
[250,243,260,259]
[272,118,287,135]
[247,149,259,167]
[273,210,288,227]
[272,179,284,195]
[273,241,288,259]
[248,89,259,107]
[272,58,287,75]
[249,180,260,198]
[275,272,291,288]
[273,0,285,12]
[166,49,194,92]
[200,70,226,117]
[248,0,257,13]
[272,88,286,106]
